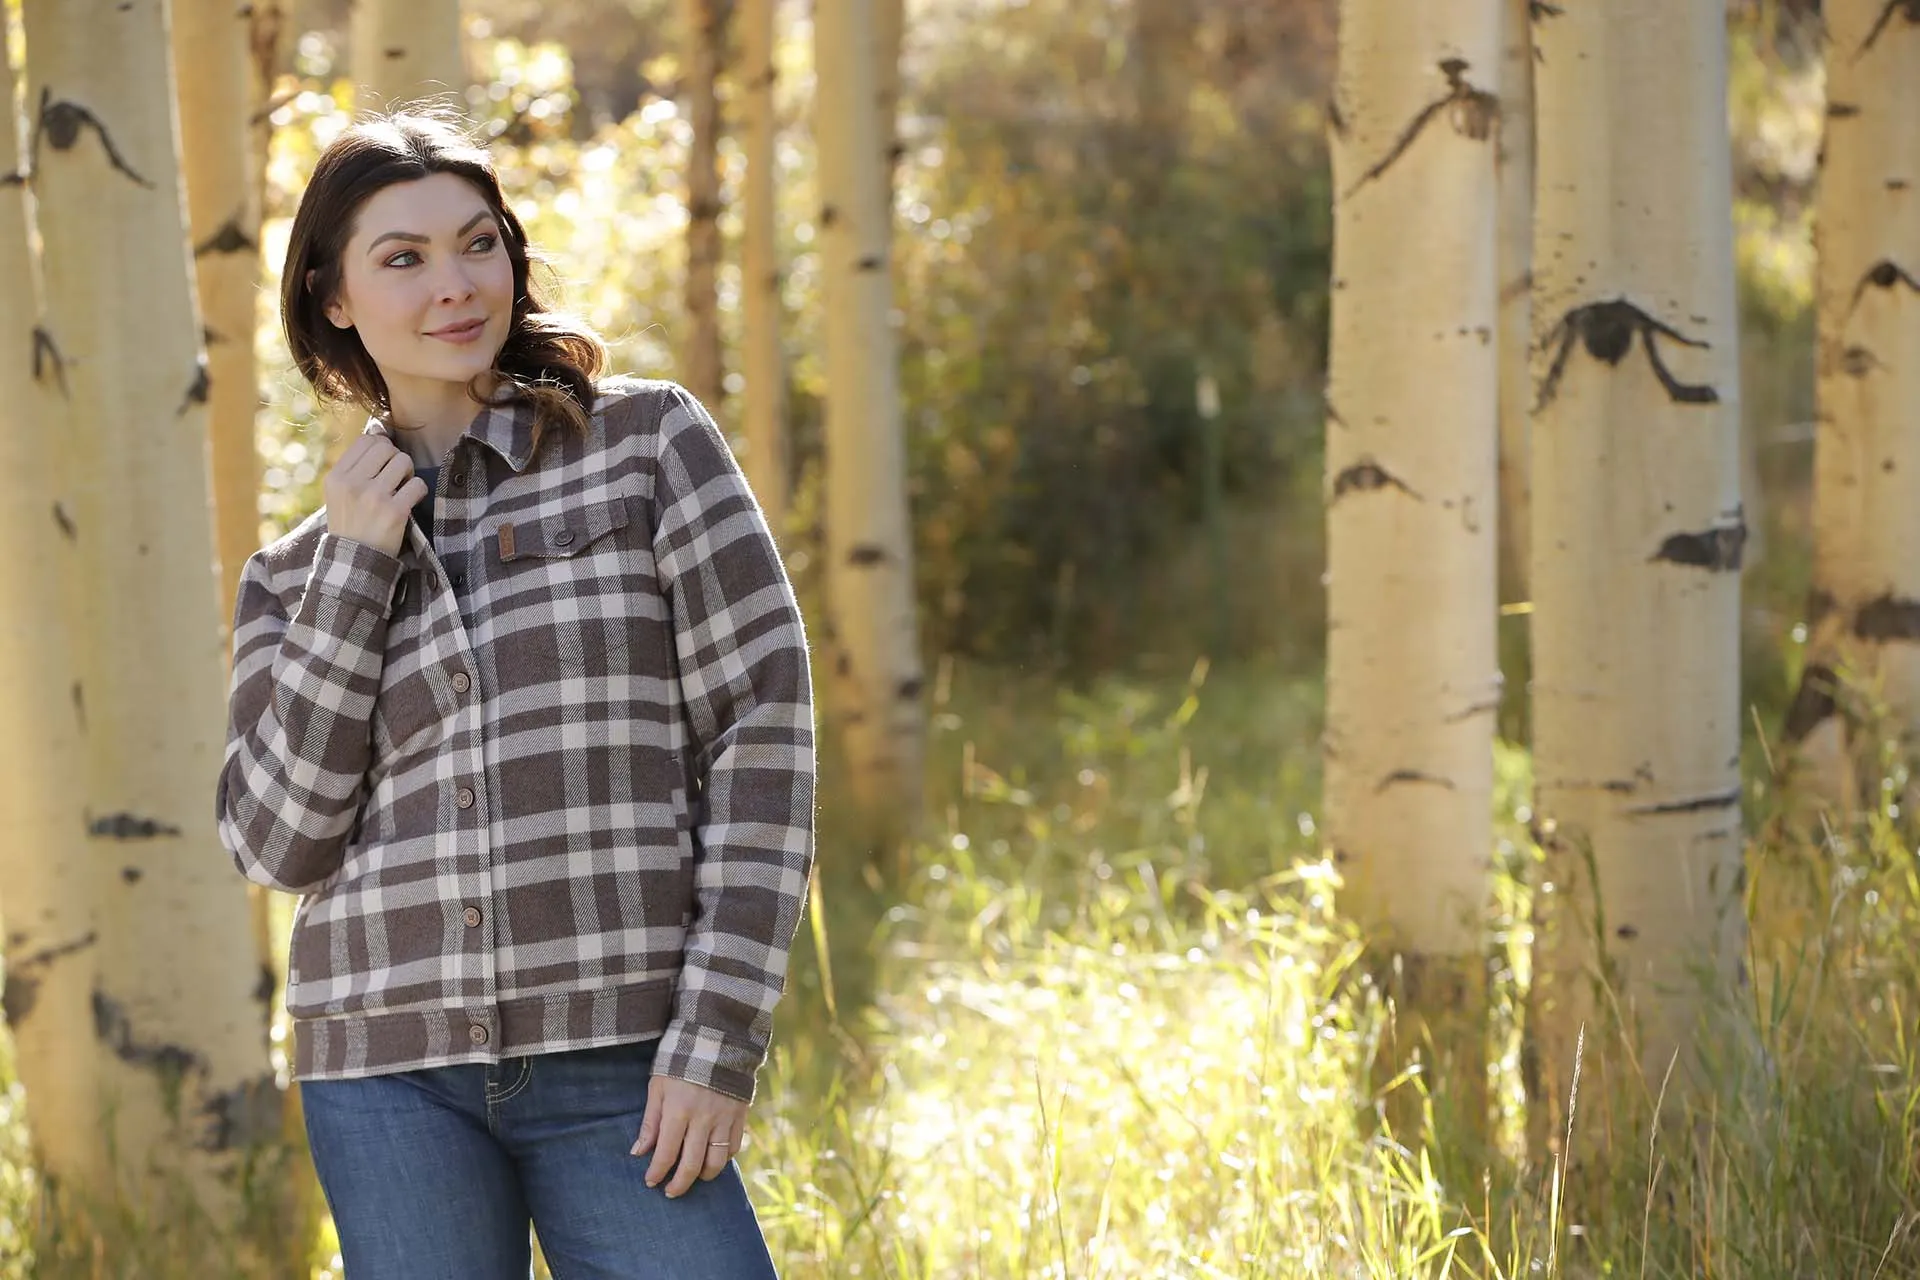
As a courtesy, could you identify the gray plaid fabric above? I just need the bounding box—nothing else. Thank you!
[217,378,814,1102]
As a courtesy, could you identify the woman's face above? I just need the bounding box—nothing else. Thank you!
[322,172,516,409]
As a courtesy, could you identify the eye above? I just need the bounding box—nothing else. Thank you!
[468,233,498,254]
[384,250,421,269]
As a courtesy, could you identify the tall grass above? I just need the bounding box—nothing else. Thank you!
[3,661,1917,1277]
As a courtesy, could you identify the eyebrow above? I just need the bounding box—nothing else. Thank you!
[365,210,498,255]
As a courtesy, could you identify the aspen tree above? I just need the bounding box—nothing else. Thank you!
[1783,0,1920,809]
[20,0,274,1225]
[1496,0,1533,601]
[680,0,726,412]
[740,0,789,532]
[814,0,925,848]
[173,0,263,645]
[1324,0,1502,1137]
[0,3,111,1206]
[1527,0,1746,1158]
[351,0,466,112]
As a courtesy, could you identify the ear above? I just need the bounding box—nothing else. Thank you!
[307,268,352,330]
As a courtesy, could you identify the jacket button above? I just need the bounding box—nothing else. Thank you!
[450,471,465,489]
[463,906,482,928]
[456,786,475,809]
[468,1024,489,1046]
[553,528,574,546]
[451,670,471,694]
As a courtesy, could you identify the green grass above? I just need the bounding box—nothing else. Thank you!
[4,660,1918,1277]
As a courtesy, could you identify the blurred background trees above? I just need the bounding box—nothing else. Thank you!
[5,0,1913,1276]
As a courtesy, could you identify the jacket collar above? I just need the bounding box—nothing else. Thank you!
[362,392,539,474]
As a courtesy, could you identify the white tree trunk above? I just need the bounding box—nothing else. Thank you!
[1528,0,1745,1157]
[814,0,925,847]
[20,0,274,1229]
[1787,0,1920,802]
[1496,0,1533,602]
[1324,0,1501,1132]
[351,0,465,112]
[741,0,789,534]
[173,0,262,654]
[874,0,903,244]
[680,0,726,412]
[0,9,112,1204]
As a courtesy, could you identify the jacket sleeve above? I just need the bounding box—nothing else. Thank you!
[216,532,406,894]
[647,384,817,1103]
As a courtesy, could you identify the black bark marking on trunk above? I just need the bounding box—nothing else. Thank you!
[1650,518,1746,572]
[856,255,883,272]
[1535,299,1717,411]
[92,990,202,1076]
[0,166,23,187]
[33,88,152,189]
[32,326,69,397]
[52,501,76,541]
[1892,179,1913,192]
[1332,458,1422,503]
[253,964,276,1007]
[1853,593,1920,641]
[1327,98,1348,139]
[379,45,409,62]
[1782,662,1839,744]
[1626,786,1741,816]
[1325,400,1349,430]
[5,931,101,1025]
[897,676,923,700]
[820,204,840,229]
[1530,2,1563,17]
[1827,102,1863,119]
[1343,59,1497,199]
[178,357,211,416]
[88,812,182,840]
[120,866,142,884]
[1841,344,1887,378]
[71,681,85,733]
[193,213,257,257]
[1861,0,1920,56]
[0,973,39,1026]
[200,1071,283,1152]
[1614,923,1639,940]
[1376,769,1455,793]
[1444,696,1503,724]
[1846,259,1920,321]
[848,544,888,566]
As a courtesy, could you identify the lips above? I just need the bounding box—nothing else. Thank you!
[427,317,487,342]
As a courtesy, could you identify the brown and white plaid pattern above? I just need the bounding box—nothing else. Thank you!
[217,379,814,1102]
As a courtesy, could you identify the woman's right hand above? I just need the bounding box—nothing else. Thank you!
[322,434,426,559]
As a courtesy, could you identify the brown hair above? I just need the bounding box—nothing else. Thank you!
[281,106,605,457]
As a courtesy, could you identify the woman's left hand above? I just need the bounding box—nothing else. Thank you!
[632,1074,750,1198]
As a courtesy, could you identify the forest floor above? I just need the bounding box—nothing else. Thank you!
[3,657,1918,1277]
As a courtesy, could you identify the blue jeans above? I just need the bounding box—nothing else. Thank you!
[301,1038,778,1279]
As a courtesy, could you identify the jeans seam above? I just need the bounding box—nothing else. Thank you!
[486,1055,532,1115]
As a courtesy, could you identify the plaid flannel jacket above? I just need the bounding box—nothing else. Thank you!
[216,378,814,1101]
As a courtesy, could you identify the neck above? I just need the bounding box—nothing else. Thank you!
[384,374,493,466]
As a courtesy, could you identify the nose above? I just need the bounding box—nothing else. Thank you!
[432,256,477,304]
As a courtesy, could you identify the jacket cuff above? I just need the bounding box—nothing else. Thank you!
[652,1019,763,1103]
[308,532,405,613]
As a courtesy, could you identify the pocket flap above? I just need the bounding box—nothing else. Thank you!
[494,498,630,562]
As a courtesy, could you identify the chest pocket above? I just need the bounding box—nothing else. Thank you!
[491,497,636,678]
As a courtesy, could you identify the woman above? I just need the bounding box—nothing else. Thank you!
[216,109,812,1279]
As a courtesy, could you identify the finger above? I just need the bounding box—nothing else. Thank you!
[631,1076,664,1158]
[373,452,417,498]
[699,1129,731,1182]
[645,1097,689,1188]
[667,1118,713,1198]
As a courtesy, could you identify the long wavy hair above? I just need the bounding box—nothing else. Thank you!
[281,107,606,457]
